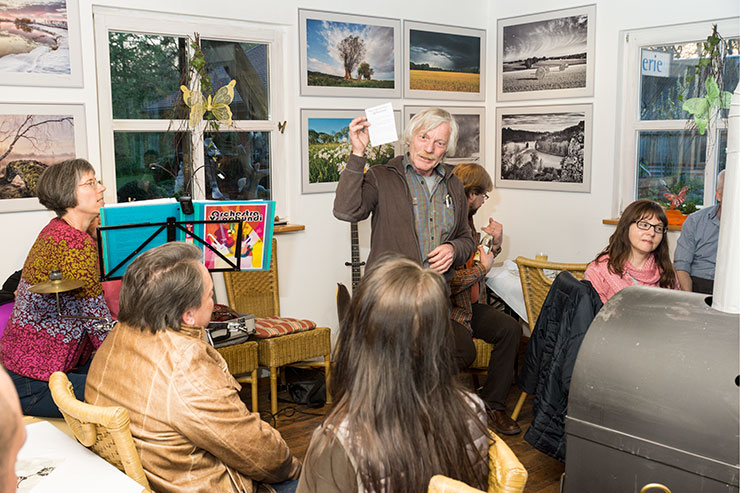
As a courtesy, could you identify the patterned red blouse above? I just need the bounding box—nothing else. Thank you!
[1,218,111,380]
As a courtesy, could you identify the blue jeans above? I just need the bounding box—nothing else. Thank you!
[259,479,299,493]
[8,361,90,418]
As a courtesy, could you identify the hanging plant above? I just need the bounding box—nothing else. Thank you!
[678,24,733,135]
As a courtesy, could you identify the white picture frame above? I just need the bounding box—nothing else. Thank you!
[403,105,484,165]
[404,20,486,101]
[0,103,87,212]
[299,9,401,98]
[497,4,596,101]
[495,104,592,192]
[301,108,402,194]
[0,0,83,87]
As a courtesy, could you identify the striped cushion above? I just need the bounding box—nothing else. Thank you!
[254,316,316,339]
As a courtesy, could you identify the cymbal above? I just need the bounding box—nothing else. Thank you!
[29,278,85,294]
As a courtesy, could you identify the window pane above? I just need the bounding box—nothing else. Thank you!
[110,32,188,119]
[637,130,706,207]
[114,131,191,201]
[640,37,739,121]
[719,129,727,173]
[201,39,269,120]
[204,132,271,200]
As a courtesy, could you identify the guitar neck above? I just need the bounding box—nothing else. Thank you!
[350,222,361,289]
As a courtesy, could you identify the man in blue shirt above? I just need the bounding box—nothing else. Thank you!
[674,170,725,294]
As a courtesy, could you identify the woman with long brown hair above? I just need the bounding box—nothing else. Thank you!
[297,255,489,493]
[585,199,679,303]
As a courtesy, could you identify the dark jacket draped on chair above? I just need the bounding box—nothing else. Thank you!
[518,271,602,461]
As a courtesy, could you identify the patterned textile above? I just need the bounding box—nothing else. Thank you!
[403,156,454,267]
[585,254,678,304]
[0,218,111,381]
[254,317,316,339]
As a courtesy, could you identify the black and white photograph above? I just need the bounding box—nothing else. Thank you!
[497,5,595,101]
[495,104,592,192]
[404,106,484,164]
[299,9,401,98]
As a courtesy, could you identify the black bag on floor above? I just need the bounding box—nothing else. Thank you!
[284,367,326,408]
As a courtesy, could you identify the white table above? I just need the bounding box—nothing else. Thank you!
[17,420,144,492]
[485,260,528,325]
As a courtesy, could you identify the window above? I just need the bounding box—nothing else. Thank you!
[93,9,283,205]
[616,19,738,213]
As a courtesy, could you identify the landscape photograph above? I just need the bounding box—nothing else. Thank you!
[408,28,481,94]
[497,6,595,100]
[0,0,71,75]
[496,105,592,192]
[300,10,398,96]
[0,112,76,201]
[301,109,398,193]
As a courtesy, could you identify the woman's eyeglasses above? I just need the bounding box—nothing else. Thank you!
[634,220,666,234]
[78,179,103,189]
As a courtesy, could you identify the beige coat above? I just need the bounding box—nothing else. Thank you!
[86,323,300,493]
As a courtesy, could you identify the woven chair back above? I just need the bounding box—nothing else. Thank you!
[514,256,588,334]
[427,429,527,493]
[224,238,279,317]
[48,372,151,491]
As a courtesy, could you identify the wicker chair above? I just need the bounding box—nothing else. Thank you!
[48,371,151,491]
[510,256,588,421]
[466,339,494,388]
[216,341,259,411]
[224,238,332,415]
[428,429,528,493]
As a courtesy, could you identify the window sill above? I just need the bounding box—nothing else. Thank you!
[602,218,682,231]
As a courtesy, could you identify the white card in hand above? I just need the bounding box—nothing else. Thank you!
[364,102,398,147]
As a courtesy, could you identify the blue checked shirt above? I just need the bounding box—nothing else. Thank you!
[403,156,455,267]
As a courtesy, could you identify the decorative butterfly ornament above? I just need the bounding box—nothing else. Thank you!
[180,79,236,127]
[663,185,688,210]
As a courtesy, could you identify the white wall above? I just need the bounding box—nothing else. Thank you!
[2,0,737,333]
[483,0,739,265]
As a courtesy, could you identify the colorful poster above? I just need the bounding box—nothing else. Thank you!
[199,201,274,271]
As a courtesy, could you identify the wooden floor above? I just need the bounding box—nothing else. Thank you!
[241,336,564,493]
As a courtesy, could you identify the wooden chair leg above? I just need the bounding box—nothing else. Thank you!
[324,356,332,405]
[250,369,258,412]
[270,366,278,416]
[511,391,528,421]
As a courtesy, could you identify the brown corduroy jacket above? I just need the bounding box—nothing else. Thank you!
[86,323,300,493]
[333,154,474,282]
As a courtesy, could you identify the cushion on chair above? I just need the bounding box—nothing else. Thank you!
[254,316,317,338]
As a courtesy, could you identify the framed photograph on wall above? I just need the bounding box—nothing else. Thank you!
[301,108,402,194]
[299,9,401,98]
[403,106,484,165]
[0,0,83,87]
[497,5,595,101]
[404,20,485,101]
[495,104,592,192]
[0,103,87,212]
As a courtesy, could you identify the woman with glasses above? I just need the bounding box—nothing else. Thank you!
[1,159,112,417]
[585,199,679,304]
[298,256,489,493]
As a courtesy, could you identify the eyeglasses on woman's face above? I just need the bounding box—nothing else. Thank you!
[78,178,103,189]
[634,219,666,235]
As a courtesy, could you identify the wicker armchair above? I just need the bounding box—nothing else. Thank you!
[224,238,331,415]
[510,256,588,420]
[48,371,151,491]
[216,341,259,411]
[428,429,528,493]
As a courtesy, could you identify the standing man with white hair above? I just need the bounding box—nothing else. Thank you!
[674,170,726,294]
[334,107,476,370]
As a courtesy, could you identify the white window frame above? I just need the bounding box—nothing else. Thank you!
[615,18,738,214]
[92,7,285,208]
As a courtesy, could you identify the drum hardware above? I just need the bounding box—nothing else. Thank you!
[29,270,117,331]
